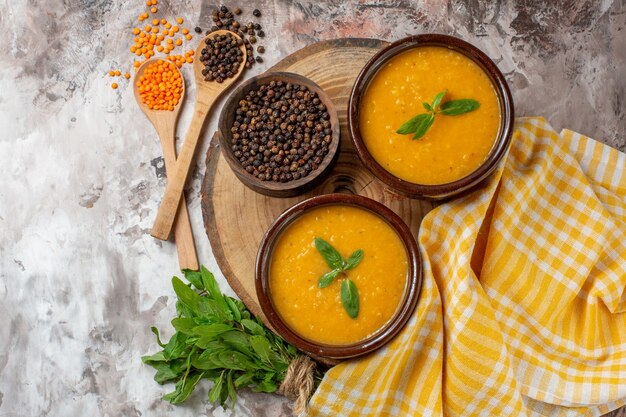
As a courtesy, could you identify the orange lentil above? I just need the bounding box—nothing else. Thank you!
[172,25,179,33]
[145,0,151,5]
[175,38,182,46]
[161,18,167,25]
[137,60,183,110]
[133,27,140,35]
[124,73,131,79]
[144,25,151,32]
[182,28,189,35]
[111,82,118,89]
[151,7,157,13]
[152,19,159,25]
[108,70,115,76]
[134,61,141,68]
[151,27,159,33]
[115,70,121,76]
[168,30,175,37]
[176,17,183,24]
[186,56,193,63]
[157,45,164,52]
[165,22,171,29]
[185,34,192,41]
[166,38,173,44]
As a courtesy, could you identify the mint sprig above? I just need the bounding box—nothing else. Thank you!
[396,90,480,140]
[314,237,363,319]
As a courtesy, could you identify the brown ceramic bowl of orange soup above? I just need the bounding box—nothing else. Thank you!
[256,194,421,359]
[349,34,514,199]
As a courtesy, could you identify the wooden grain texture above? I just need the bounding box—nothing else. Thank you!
[201,38,436,324]
[151,30,247,240]
[133,58,199,271]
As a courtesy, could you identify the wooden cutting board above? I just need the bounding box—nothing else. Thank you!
[200,38,436,326]
[202,38,626,417]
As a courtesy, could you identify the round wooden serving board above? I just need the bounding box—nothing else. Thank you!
[201,38,436,327]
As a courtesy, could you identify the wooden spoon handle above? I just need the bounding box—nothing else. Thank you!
[151,99,213,240]
[154,118,199,270]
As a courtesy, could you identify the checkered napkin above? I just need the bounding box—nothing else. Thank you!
[306,117,626,416]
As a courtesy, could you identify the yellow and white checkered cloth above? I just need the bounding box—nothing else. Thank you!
[307,117,626,416]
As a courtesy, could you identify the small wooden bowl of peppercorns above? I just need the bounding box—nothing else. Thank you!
[217,72,340,197]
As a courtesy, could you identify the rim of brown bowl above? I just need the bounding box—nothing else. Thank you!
[255,193,422,359]
[348,34,515,200]
[217,71,340,198]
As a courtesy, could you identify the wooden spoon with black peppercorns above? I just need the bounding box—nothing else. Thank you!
[151,30,247,241]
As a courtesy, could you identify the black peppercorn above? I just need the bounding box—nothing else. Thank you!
[230,81,332,182]
[199,33,244,82]
[253,9,261,17]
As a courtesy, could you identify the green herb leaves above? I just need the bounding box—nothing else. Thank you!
[142,266,318,410]
[344,249,364,271]
[396,113,435,140]
[318,269,341,288]
[439,98,480,115]
[314,237,363,318]
[396,90,480,140]
[314,237,344,270]
[340,279,359,319]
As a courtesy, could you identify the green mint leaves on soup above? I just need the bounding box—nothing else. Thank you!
[396,90,480,140]
[314,237,363,319]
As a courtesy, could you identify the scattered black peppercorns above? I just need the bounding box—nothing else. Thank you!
[201,5,266,69]
[230,80,333,182]
[199,33,244,83]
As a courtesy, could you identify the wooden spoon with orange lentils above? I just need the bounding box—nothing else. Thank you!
[136,60,184,111]
[132,58,200,271]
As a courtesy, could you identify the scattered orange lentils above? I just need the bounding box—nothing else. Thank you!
[137,60,183,110]
[129,7,193,71]
[110,0,193,91]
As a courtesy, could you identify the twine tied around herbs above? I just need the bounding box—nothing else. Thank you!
[278,355,317,416]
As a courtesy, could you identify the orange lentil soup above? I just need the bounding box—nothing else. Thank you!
[269,205,408,345]
[359,46,501,185]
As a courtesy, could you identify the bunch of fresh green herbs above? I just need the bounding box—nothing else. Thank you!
[397,90,480,140]
[314,237,363,319]
[142,267,320,408]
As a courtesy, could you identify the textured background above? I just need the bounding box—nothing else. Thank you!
[0,0,624,416]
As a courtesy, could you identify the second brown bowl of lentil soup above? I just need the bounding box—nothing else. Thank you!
[217,72,340,197]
